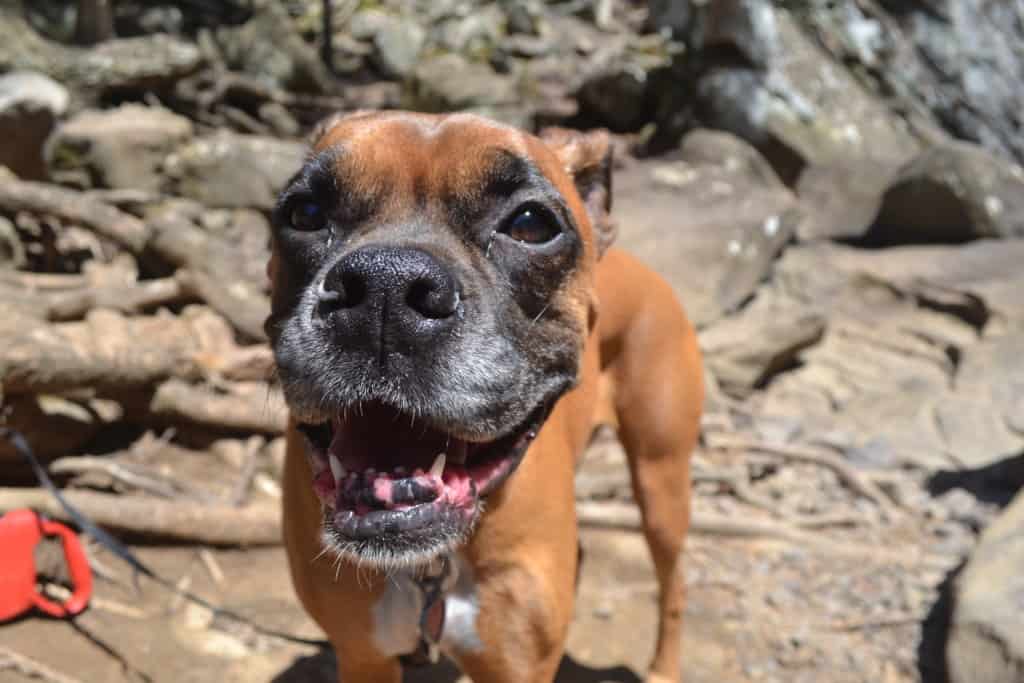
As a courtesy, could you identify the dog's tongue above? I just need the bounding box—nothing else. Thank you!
[329,403,450,473]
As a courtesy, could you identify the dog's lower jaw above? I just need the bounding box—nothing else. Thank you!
[318,502,481,573]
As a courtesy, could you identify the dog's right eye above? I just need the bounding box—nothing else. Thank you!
[290,200,325,231]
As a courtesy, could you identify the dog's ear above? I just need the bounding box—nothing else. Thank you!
[539,127,616,256]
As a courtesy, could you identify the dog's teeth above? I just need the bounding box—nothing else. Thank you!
[328,454,345,483]
[430,453,446,478]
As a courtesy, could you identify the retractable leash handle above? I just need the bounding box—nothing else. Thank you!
[36,515,93,617]
[0,508,93,621]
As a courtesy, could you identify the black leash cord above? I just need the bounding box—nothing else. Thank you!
[1,427,326,648]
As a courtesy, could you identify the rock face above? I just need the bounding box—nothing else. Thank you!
[683,0,920,186]
[0,71,68,180]
[947,488,1024,683]
[46,105,194,192]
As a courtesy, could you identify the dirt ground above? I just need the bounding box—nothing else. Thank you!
[1,449,967,683]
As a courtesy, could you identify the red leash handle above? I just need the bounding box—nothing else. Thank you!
[34,516,93,617]
[0,509,93,621]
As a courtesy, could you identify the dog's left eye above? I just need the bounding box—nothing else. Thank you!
[289,200,325,231]
[501,205,560,245]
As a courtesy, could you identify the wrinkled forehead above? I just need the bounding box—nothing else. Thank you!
[308,112,580,219]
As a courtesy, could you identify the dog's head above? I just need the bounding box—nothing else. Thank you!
[267,111,614,568]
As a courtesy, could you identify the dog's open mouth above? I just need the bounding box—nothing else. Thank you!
[296,401,549,543]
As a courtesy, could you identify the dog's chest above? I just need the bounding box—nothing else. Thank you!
[371,554,484,658]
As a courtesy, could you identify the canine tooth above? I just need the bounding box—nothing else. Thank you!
[430,453,446,478]
[328,454,345,482]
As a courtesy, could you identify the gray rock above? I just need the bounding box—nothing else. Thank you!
[373,17,427,79]
[46,105,194,192]
[700,309,825,398]
[614,145,798,328]
[0,7,200,95]
[436,5,506,55]
[214,0,333,94]
[409,53,517,112]
[794,159,901,242]
[686,1,919,186]
[680,128,785,189]
[0,71,68,180]
[163,132,305,210]
[947,488,1024,683]
[870,141,1024,243]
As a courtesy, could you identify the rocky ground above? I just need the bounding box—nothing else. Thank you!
[2,1,1024,682]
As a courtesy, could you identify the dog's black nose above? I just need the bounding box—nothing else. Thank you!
[317,246,460,352]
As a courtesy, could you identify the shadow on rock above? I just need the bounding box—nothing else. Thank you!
[916,560,964,683]
[927,452,1024,509]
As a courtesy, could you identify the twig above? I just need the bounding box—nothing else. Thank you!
[49,456,218,503]
[0,170,150,252]
[822,612,923,631]
[228,437,262,506]
[198,549,225,586]
[706,437,893,510]
[42,584,149,620]
[0,646,84,683]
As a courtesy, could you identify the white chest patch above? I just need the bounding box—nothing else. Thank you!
[371,571,426,657]
[370,555,484,658]
[440,556,484,655]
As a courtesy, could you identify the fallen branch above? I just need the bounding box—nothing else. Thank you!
[0,307,262,396]
[0,169,150,252]
[149,379,287,434]
[49,455,219,503]
[41,277,186,321]
[0,488,280,546]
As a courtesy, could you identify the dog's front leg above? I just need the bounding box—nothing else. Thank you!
[334,649,401,683]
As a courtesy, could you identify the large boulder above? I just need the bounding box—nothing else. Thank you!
[613,129,799,328]
[681,0,919,186]
[947,487,1024,683]
[163,131,305,210]
[867,141,1024,244]
[0,71,68,180]
[46,105,194,192]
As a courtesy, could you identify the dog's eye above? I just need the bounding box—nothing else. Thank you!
[290,200,325,231]
[501,205,560,245]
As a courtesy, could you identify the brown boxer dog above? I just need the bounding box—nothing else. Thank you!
[267,111,703,683]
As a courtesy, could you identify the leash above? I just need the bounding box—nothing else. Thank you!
[0,427,326,648]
